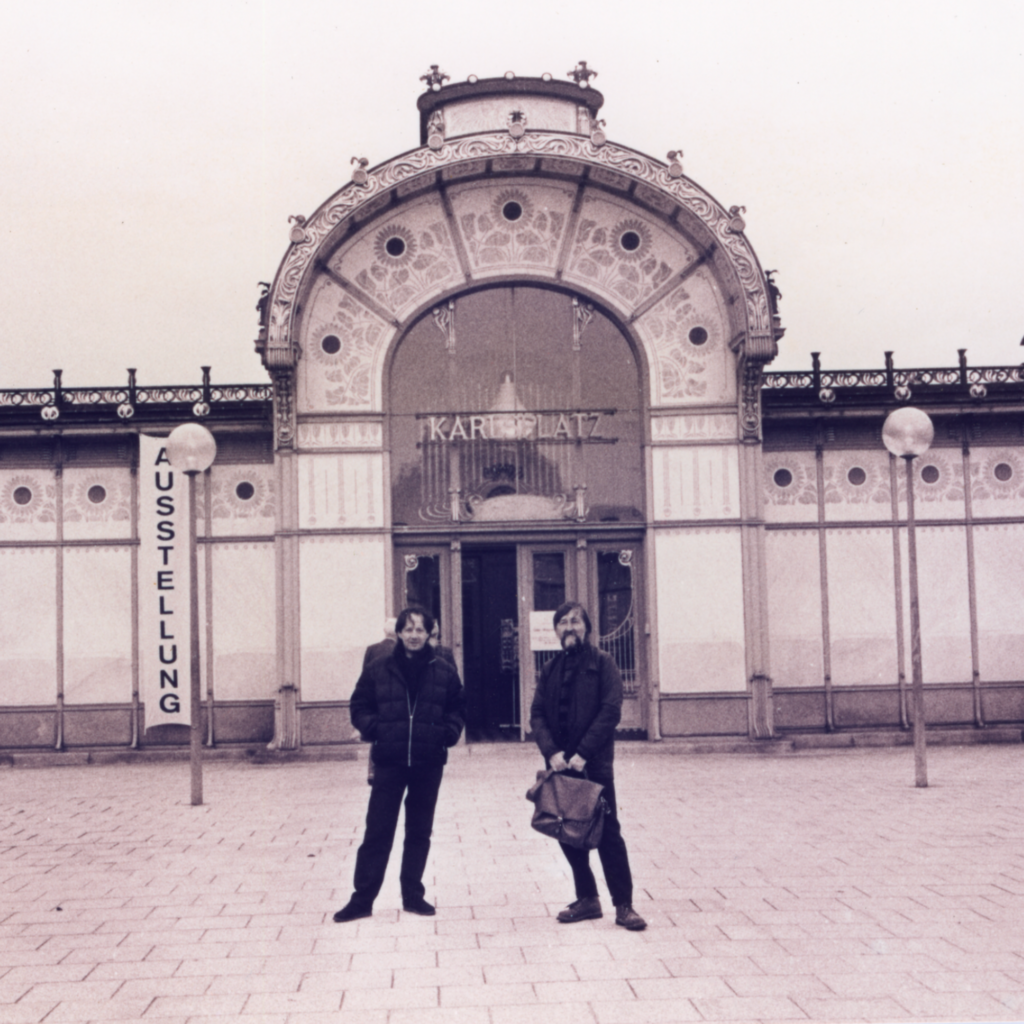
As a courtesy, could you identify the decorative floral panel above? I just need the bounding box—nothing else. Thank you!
[447,179,575,278]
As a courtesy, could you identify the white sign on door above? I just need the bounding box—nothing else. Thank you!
[529,610,562,651]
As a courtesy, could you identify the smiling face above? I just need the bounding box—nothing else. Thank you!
[398,613,429,653]
[555,606,589,651]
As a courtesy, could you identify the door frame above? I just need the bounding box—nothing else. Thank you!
[393,530,646,740]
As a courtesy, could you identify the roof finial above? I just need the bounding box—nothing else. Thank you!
[568,61,598,87]
[420,65,450,92]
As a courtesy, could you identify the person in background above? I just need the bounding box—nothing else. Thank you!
[529,600,647,931]
[429,620,457,668]
[334,606,465,922]
[363,618,397,671]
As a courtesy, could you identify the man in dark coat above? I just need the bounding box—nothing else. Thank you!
[530,601,646,930]
[334,606,465,922]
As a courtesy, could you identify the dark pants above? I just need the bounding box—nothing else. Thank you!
[559,769,634,907]
[350,761,444,908]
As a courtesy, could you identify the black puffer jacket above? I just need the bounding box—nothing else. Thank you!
[350,645,465,767]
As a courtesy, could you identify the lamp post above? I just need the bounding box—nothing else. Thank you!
[882,407,934,788]
[166,423,217,805]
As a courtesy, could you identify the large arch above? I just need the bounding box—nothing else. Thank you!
[260,119,780,442]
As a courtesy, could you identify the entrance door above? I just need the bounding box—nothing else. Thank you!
[461,547,519,741]
[396,539,644,741]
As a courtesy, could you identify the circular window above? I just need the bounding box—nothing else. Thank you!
[501,201,523,221]
[619,230,642,252]
[13,486,32,506]
[921,465,940,484]
[321,335,342,355]
[235,482,255,501]
[847,467,867,486]
[773,468,793,488]
[384,236,406,258]
[87,485,107,504]
[994,462,1013,482]
[688,326,708,347]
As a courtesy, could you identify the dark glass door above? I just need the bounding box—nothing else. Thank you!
[461,547,519,741]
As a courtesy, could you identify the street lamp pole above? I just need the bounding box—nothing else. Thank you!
[166,423,217,806]
[882,407,934,788]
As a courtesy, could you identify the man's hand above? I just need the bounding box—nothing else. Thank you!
[550,751,569,772]
[568,753,587,772]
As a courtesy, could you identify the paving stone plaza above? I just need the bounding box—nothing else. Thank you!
[4,741,1024,1023]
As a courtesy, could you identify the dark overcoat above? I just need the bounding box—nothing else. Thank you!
[350,648,465,767]
[529,643,623,771]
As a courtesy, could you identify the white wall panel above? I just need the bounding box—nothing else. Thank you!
[969,448,1024,520]
[826,529,898,686]
[210,543,276,700]
[651,445,740,521]
[64,546,132,704]
[763,452,818,524]
[654,528,746,693]
[0,547,56,704]
[298,452,385,529]
[913,526,972,684]
[974,523,1024,682]
[208,464,276,538]
[0,470,57,542]
[766,530,823,688]
[823,451,893,523]
[62,467,132,541]
[300,535,387,703]
[894,450,965,521]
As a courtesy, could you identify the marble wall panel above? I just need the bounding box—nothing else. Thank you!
[826,529,898,686]
[766,530,823,689]
[0,469,57,542]
[634,267,733,408]
[822,450,893,523]
[62,467,132,541]
[973,523,1024,682]
[654,528,746,693]
[968,447,1024,519]
[210,543,275,700]
[448,178,576,280]
[651,445,740,521]
[299,535,386,704]
[912,525,972,683]
[763,451,819,524]
[63,546,132,704]
[297,452,385,530]
[208,464,275,538]
[0,547,56,705]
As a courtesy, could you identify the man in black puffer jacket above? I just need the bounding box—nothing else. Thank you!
[334,606,465,922]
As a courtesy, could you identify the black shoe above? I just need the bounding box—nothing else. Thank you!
[557,896,603,923]
[614,904,647,930]
[332,900,372,923]
[402,896,436,916]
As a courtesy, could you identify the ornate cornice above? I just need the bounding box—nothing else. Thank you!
[264,132,774,369]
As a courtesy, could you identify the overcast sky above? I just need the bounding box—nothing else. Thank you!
[2,0,1022,391]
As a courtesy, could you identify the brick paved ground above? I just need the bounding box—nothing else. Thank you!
[3,742,1024,1023]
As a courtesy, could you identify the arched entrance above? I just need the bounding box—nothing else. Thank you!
[388,285,647,739]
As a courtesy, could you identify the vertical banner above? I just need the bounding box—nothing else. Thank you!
[138,435,192,728]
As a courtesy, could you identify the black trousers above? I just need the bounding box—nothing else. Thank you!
[350,761,444,908]
[558,769,634,907]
